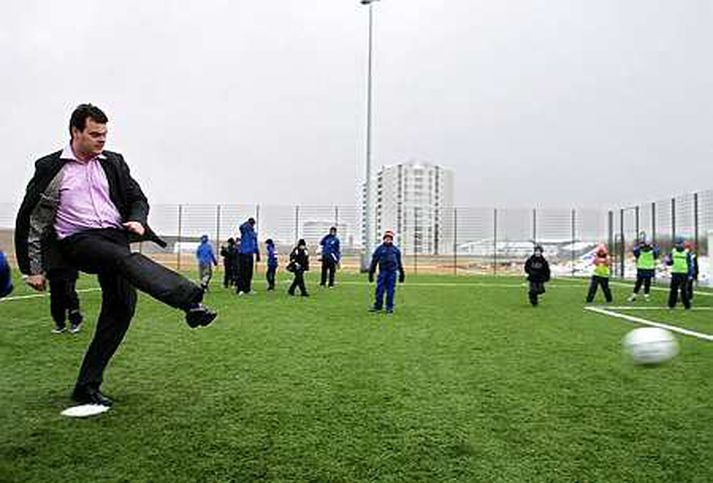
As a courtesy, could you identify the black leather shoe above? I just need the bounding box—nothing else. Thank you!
[185,304,218,328]
[72,387,113,407]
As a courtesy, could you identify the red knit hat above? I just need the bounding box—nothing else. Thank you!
[383,230,395,240]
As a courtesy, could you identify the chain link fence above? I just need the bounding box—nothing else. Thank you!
[0,189,710,283]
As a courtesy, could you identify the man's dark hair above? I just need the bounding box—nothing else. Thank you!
[69,104,108,139]
[248,217,256,225]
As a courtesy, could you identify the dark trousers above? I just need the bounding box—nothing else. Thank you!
[668,273,691,309]
[288,270,308,295]
[266,265,277,290]
[633,276,652,295]
[687,278,696,301]
[48,276,82,327]
[586,276,612,303]
[633,269,654,295]
[528,281,545,306]
[320,259,336,287]
[236,253,254,294]
[61,229,203,390]
[374,271,397,310]
[223,262,234,288]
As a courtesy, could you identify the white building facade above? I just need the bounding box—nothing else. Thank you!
[363,161,454,255]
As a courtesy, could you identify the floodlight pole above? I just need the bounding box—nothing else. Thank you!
[360,0,379,271]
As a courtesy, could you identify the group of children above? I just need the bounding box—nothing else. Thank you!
[524,237,700,309]
[197,224,406,312]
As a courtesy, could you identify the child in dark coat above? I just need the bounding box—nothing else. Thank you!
[524,245,550,306]
[288,239,309,297]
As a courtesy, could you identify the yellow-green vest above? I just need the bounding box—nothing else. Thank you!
[671,248,689,274]
[637,249,655,270]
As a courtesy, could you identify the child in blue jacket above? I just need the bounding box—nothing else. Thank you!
[265,239,278,291]
[368,231,405,314]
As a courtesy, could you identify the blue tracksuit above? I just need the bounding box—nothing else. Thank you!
[369,243,405,311]
[320,234,341,264]
[239,222,259,256]
[0,251,13,298]
[196,241,217,266]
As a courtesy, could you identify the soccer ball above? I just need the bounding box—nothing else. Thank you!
[622,327,679,365]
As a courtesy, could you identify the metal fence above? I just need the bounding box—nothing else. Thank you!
[0,189,710,282]
[610,190,712,281]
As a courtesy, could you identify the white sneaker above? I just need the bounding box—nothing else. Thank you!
[237,291,245,297]
[51,326,66,334]
[69,323,82,334]
[644,294,650,301]
[627,294,637,302]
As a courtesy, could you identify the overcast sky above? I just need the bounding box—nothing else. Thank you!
[1,0,711,209]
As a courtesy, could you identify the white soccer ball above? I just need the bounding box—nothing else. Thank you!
[623,327,679,365]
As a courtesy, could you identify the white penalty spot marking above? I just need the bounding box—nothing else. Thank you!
[585,306,713,342]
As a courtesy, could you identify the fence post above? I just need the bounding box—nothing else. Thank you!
[635,205,640,238]
[671,197,676,242]
[571,208,576,277]
[619,208,625,279]
[493,208,498,276]
[334,206,339,227]
[694,192,699,251]
[607,210,614,257]
[177,204,183,271]
[532,208,537,244]
[294,205,300,244]
[651,202,656,244]
[453,207,458,276]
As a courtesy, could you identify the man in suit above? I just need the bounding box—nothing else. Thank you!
[15,104,217,407]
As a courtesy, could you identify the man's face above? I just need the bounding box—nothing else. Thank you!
[72,118,107,157]
[384,237,393,246]
[330,229,337,236]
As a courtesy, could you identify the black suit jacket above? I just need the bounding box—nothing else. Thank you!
[15,149,166,275]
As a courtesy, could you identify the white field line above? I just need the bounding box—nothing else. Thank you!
[585,306,713,342]
[0,287,101,303]
[600,306,713,311]
[605,280,713,297]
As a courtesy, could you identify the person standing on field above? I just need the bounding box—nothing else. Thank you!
[665,238,692,309]
[684,241,699,301]
[265,238,278,291]
[220,237,238,288]
[628,236,660,302]
[319,226,341,288]
[586,244,613,304]
[195,234,218,292]
[287,239,309,297]
[15,104,217,407]
[524,244,550,307]
[368,231,405,314]
[236,218,260,295]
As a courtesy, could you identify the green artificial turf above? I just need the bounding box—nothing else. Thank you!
[1,271,712,482]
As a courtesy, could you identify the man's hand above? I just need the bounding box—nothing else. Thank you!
[26,274,46,292]
[123,221,145,236]
[368,272,374,283]
[399,272,405,284]
[256,253,261,263]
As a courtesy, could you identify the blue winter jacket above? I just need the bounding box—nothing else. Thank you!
[320,234,341,263]
[369,243,404,275]
[196,241,217,265]
[239,222,259,255]
[0,251,13,298]
[267,244,278,269]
